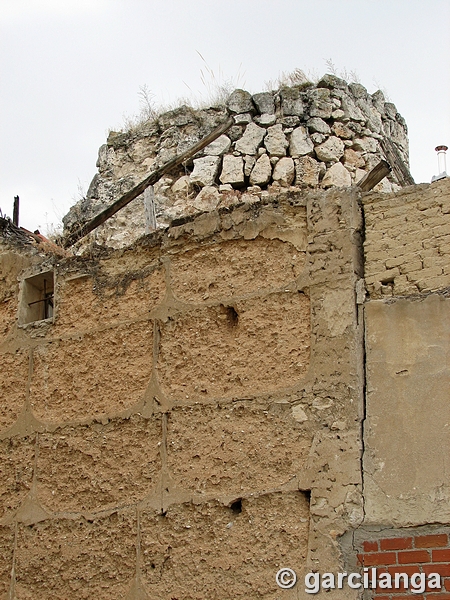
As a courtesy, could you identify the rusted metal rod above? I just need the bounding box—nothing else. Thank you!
[63,116,235,248]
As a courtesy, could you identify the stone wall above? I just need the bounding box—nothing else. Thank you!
[63,74,408,250]
[0,188,365,599]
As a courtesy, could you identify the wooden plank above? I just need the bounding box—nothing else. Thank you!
[144,185,157,233]
[63,116,234,247]
[13,196,19,226]
[380,138,415,187]
[357,160,391,192]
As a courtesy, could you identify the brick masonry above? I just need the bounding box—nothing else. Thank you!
[356,529,450,600]
[363,178,450,298]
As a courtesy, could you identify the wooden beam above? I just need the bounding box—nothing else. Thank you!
[63,116,234,248]
[13,196,19,226]
[356,160,392,192]
[380,138,415,187]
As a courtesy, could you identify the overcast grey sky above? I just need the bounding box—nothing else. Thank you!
[1,0,449,233]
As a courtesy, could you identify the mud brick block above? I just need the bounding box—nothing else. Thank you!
[158,292,310,401]
[15,512,136,600]
[36,416,161,513]
[0,349,29,433]
[0,436,34,521]
[30,321,153,423]
[170,237,305,303]
[140,491,309,598]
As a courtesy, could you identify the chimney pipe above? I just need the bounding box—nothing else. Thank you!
[432,145,448,182]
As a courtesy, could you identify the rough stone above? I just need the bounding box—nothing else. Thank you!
[219,155,245,185]
[263,124,288,157]
[295,156,320,187]
[192,185,221,210]
[317,74,348,90]
[359,104,382,133]
[371,89,386,114]
[243,155,256,177]
[235,123,266,155]
[233,113,252,125]
[353,137,378,153]
[277,115,300,127]
[307,117,331,135]
[309,88,333,118]
[280,87,304,116]
[341,94,366,122]
[321,161,352,188]
[289,126,314,157]
[171,175,191,195]
[314,136,345,162]
[226,89,254,114]
[349,82,368,99]
[252,92,275,114]
[228,125,244,141]
[249,153,272,186]
[190,156,221,186]
[332,122,354,139]
[272,157,295,187]
[344,148,365,168]
[332,108,345,120]
[311,133,326,145]
[254,113,277,126]
[203,134,231,156]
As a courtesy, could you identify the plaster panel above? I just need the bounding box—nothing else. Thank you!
[364,295,450,525]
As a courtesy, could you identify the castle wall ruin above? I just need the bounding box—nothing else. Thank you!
[1,79,449,599]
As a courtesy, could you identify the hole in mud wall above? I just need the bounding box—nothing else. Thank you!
[220,304,239,328]
[19,270,55,324]
[230,499,243,515]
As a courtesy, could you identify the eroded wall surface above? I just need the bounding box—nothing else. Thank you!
[0,190,364,599]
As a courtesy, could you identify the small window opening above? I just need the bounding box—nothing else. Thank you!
[20,271,54,324]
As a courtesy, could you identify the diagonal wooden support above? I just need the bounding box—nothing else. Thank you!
[380,138,415,187]
[63,116,234,248]
[356,160,392,192]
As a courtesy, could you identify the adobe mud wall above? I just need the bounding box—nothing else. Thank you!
[1,189,364,599]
